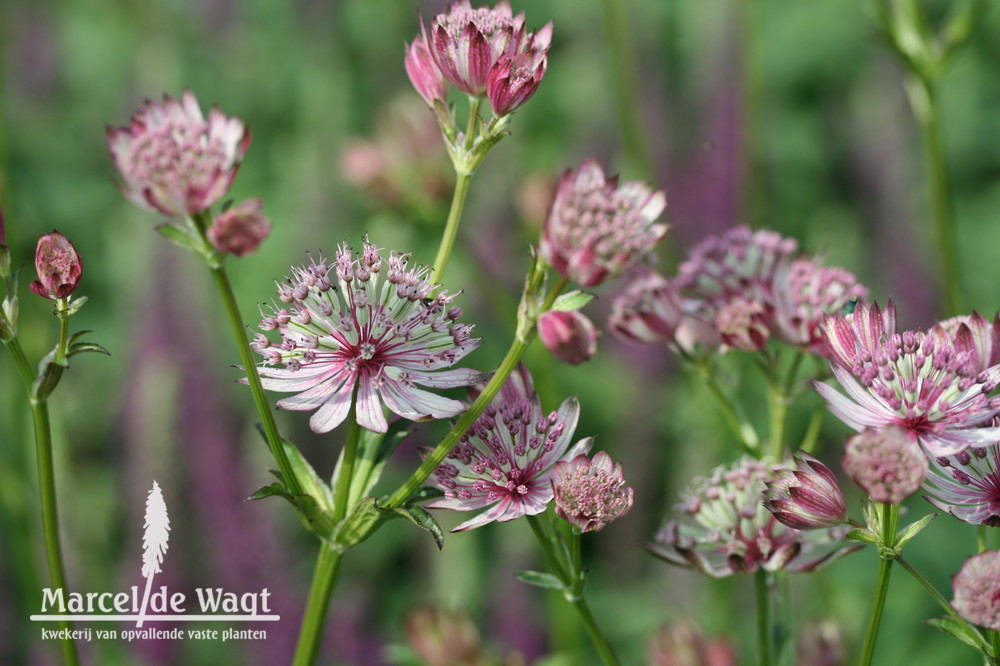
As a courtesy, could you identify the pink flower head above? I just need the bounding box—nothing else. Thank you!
[646,621,738,666]
[952,551,1000,631]
[609,271,684,345]
[552,451,633,532]
[930,312,1000,374]
[816,301,1000,458]
[842,426,927,504]
[423,1,552,98]
[423,365,593,531]
[537,310,597,365]
[486,51,547,116]
[207,198,271,257]
[252,238,481,434]
[107,90,250,217]
[924,443,1000,525]
[763,451,847,530]
[29,230,82,300]
[405,35,447,107]
[540,159,667,287]
[675,227,866,356]
[650,456,858,578]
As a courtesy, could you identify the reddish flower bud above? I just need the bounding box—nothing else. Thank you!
[405,36,447,107]
[764,452,847,530]
[538,310,597,365]
[609,271,683,345]
[207,198,271,257]
[552,451,634,532]
[29,230,82,300]
[486,51,547,116]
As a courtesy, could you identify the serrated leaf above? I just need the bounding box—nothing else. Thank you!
[550,290,595,313]
[846,528,879,544]
[926,616,989,651]
[332,497,447,551]
[247,482,335,538]
[68,341,111,357]
[156,224,205,255]
[514,570,565,591]
[390,506,444,550]
[896,513,936,550]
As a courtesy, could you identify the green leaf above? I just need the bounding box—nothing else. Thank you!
[334,420,413,509]
[332,497,446,551]
[156,223,205,255]
[514,570,566,591]
[282,441,334,514]
[32,347,67,401]
[846,528,879,544]
[68,341,111,357]
[390,506,444,550]
[926,616,989,652]
[895,513,936,550]
[550,290,595,313]
[247,482,335,538]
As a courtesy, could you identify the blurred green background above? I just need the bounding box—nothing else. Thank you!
[3,0,1000,664]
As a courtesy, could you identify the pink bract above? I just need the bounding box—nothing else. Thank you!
[107,90,250,217]
[423,365,593,531]
[405,35,447,107]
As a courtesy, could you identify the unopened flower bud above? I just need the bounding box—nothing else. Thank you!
[842,426,927,504]
[405,36,447,107]
[538,310,597,365]
[28,230,82,300]
[609,271,683,345]
[486,51,547,117]
[404,606,484,666]
[715,296,770,352]
[953,551,1000,631]
[207,198,271,257]
[763,451,847,529]
[552,450,633,532]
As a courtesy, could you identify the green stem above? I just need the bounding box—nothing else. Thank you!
[333,402,362,521]
[291,543,344,666]
[3,337,79,666]
[385,335,529,508]
[858,503,899,666]
[910,75,962,316]
[430,96,481,285]
[755,569,773,666]
[896,555,987,647]
[205,261,302,497]
[526,515,620,666]
[430,171,472,285]
[691,355,758,454]
[980,524,988,554]
[570,596,622,666]
[767,383,787,461]
[600,0,654,178]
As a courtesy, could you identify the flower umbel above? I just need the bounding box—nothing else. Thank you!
[539,158,667,287]
[952,550,1000,631]
[763,451,847,530]
[815,301,1000,457]
[107,90,250,217]
[924,442,1000,525]
[842,426,928,504]
[423,0,552,98]
[252,238,481,433]
[552,450,633,532]
[29,230,82,300]
[207,198,271,257]
[650,456,857,577]
[423,365,593,531]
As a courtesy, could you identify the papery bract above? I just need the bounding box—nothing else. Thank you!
[763,451,847,530]
[405,36,447,107]
[207,198,271,257]
[815,301,1000,458]
[649,456,857,578]
[423,365,592,531]
[107,90,249,217]
[29,230,82,300]
[540,159,667,287]
[252,238,481,434]
[537,310,597,365]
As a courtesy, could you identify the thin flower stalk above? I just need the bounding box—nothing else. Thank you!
[755,569,774,666]
[858,502,899,666]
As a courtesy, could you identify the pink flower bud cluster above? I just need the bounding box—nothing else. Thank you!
[610,226,866,356]
[842,426,927,504]
[29,231,82,300]
[953,551,1000,631]
[551,451,634,532]
[407,1,552,117]
[540,159,667,288]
